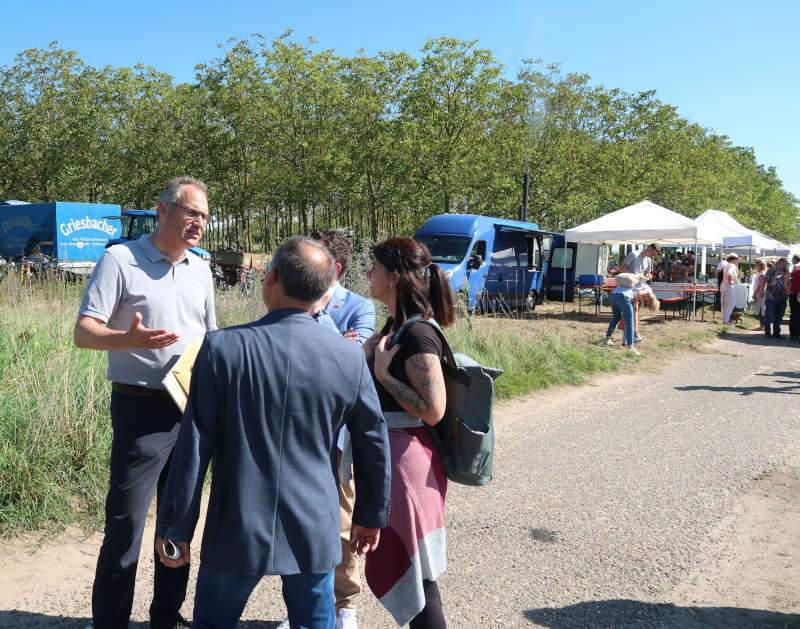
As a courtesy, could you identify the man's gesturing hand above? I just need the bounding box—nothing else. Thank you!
[127,312,179,349]
[349,525,381,555]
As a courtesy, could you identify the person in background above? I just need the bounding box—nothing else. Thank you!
[714,253,729,311]
[721,253,740,325]
[764,257,790,338]
[751,259,767,332]
[672,264,690,284]
[364,237,454,629]
[604,283,639,353]
[605,283,659,353]
[788,255,800,340]
[619,243,660,343]
[74,176,216,629]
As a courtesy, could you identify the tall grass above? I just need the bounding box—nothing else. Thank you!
[0,271,716,535]
[0,278,111,533]
[447,322,628,398]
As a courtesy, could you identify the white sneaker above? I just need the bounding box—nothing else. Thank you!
[276,618,290,629]
[603,337,614,345]
[627,346,641,355]
[633,333,643,343]
[337,608,358,629]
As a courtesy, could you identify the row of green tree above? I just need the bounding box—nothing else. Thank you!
[1,33,797,250]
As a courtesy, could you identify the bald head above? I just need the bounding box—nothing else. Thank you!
[270,236,337,305]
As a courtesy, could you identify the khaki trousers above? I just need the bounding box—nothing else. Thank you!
[335,451,361,610]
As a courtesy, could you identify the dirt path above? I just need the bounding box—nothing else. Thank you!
[2,331,800,628]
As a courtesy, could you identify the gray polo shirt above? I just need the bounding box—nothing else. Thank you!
[623,251,652,277]
[79,236,217,388]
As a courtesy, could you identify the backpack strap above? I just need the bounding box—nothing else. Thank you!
[389,315,457,369]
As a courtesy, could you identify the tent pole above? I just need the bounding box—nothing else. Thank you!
[693,238,697,320]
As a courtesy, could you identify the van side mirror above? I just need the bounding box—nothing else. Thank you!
[467,254,483,270]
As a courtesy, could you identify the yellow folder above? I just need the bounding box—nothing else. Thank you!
[162,337,203,412]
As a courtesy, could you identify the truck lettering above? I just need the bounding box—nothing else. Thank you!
[59,217,118,238]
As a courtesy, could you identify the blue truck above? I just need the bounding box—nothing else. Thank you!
[0,201,122,275]
[413,214,577,310]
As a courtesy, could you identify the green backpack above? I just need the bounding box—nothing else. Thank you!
[391,316,503,486]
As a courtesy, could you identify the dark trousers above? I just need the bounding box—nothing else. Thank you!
[192,567,335,629]
[765,298,787,337]
[409,579,447,629]
[790,294,800,339]
[92,391,189,629]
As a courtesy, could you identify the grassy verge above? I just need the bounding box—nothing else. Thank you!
[0,278,111,534]
[0,275,726,535]
[448,322,630,398]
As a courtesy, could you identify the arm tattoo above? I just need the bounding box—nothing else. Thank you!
[378,353,446,424]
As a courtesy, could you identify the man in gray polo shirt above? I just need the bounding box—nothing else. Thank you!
[74,176,216,629]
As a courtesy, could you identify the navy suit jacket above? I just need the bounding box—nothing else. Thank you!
[325,282,376,344]
[156,308,391,576]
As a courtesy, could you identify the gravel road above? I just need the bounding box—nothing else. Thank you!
[3,329,800,628]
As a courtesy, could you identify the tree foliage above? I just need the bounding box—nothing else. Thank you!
[0,38,797,248]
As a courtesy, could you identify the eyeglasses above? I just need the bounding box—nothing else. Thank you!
[170,201,209,225]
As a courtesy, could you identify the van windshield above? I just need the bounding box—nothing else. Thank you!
[414,235,472,264]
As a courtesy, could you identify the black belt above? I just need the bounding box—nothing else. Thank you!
[112,382,172,399]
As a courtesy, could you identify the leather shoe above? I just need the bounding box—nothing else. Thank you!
[150,614,190,629]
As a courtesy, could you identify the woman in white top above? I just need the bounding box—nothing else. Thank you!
[721,253,740,324]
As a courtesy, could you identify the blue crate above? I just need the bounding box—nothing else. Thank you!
[578,273,603,287]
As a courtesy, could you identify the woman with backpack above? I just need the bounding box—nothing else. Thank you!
[363,237,455,629]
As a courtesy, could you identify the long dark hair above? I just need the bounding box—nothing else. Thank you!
[373,237,456,331]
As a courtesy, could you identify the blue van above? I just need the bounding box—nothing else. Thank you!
[413,214,577,310]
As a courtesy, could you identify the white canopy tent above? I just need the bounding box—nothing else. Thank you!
[694,209,753,247]
[565,200,717,246]
[728,230,790,257]
[564,200,717,318]
[694,209,790,256]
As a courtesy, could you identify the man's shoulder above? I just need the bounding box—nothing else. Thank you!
[185,250,211,272]
[89,242,139,279]
[330,286,375,325]
[341,288,373,310]
[103,241,138,263]
[208,313,360,348]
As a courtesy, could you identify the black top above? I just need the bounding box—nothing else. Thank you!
[370,320,443,412]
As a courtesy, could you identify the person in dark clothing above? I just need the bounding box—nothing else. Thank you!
[788,256,800,340]
[764,257,790,338]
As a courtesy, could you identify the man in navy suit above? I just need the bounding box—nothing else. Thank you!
[306,229,375,629]
[155,236,391,629]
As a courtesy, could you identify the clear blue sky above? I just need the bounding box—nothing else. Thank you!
[3,0,799,204]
